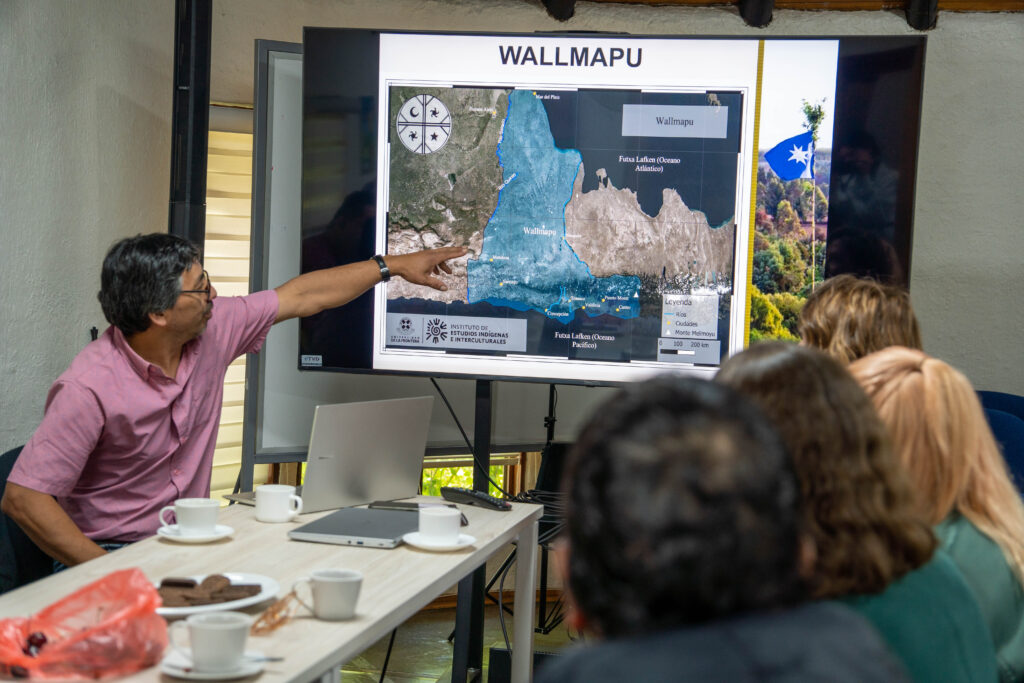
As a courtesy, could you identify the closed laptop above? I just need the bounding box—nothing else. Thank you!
[288,507,419,548]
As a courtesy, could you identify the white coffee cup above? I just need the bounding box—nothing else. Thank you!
[293,569,363,621]
[159,498,219,536]
[169,611,252,673]
[418,506,461,545]
[255,484,303,523]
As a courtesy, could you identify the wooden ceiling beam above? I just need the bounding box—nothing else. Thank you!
[587,0,1024,9]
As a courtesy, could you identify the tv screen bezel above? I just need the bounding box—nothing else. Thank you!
[299,28,925,387]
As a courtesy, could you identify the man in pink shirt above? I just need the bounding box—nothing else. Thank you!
[2,233,466,567]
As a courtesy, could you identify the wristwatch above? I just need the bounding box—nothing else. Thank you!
[372,254,391,282]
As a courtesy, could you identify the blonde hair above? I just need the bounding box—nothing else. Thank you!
[851,347,1024,583]
[798,274,921,364]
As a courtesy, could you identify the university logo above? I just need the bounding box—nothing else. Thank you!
[425,318,448,344]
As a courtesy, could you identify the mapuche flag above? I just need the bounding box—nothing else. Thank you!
[765,131,815,181]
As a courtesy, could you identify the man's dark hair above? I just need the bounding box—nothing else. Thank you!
[563,375,804,638]
[97,233,201,336]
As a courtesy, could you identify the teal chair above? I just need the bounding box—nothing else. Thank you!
[983,410,1024,490]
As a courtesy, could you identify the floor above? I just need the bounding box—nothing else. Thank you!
[340,600,576,682]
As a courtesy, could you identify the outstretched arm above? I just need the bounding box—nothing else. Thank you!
[273,246,467,324]
[1,482,108,567]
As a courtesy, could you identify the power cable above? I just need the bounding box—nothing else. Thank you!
[429,378,512,498]
[378,628,397,683]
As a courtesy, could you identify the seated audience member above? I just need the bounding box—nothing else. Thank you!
[851,347,1024,682]
[716,343,998,682]
[798,273,921,364]
[1,233,466,568]
[537,376,908,683]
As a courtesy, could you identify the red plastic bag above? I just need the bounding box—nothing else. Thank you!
[0,568,168,680]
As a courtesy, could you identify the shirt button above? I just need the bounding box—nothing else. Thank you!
[173,469,183,476]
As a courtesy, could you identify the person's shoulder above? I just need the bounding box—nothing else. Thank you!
[738,602,886,647]
[726,603,910,681]
[532,631,735,683]
[937,513,1002,557]
[56,328,126,387]
[923,548,978,584]
[848,551,998,679]
[535,608,908,683]
[737,601,870,632]
[849,550,972,611]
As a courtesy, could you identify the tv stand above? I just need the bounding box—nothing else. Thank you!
[451,378,495,683]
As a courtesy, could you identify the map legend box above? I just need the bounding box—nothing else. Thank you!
[661,294,719,339]
[657,338,721,365]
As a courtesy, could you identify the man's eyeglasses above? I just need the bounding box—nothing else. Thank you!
[180,270,212,300]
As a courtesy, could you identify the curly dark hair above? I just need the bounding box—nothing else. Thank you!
[563,375,805,638]
[97,233,201,336]
[716,343,936,599]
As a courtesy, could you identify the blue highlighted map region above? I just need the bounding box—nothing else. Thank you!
[466,90,641,322]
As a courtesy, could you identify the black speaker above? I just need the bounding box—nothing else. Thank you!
[536,441,571,494]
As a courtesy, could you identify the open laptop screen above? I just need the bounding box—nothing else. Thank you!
[228,396,434,513]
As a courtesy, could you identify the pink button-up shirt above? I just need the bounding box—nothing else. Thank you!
[10,291,279,542]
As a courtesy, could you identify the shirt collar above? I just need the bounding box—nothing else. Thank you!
[110,326,154,380]
[110,326,196,382]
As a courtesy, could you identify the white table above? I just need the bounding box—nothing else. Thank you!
[0,498,542,682]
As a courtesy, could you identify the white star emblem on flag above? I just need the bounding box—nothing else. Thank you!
[787,144,812,165]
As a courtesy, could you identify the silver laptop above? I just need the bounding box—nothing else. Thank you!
[228,396,434,514]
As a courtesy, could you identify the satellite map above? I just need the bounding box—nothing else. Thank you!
[385,84,742,365]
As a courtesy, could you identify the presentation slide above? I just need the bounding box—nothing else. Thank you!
[366,34,758,383]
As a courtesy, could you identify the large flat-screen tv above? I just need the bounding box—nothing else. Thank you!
[300,29,925,384]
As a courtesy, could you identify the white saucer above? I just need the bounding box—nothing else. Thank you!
[160,649,264,680]
[157,524,234,544]
[402,532,476,552]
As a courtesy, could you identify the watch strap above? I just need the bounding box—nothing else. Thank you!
[372,254,391,282]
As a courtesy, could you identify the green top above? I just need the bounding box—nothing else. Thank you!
[843,550,998,682]
[937,513,1024,683]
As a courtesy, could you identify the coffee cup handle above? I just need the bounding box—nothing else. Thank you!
[289,495,303,519]
[292,577,314,613]
[159,506,176,529]
[168,620,191,660]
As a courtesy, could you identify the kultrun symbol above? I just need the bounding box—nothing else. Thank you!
[425,318,448,344]
[397,95,451,154]
[399,317,413,332]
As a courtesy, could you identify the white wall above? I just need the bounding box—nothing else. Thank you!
[3,0,1021,446]
[0,1,173,449]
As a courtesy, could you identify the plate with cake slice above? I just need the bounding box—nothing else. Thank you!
[156,572,280,618]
